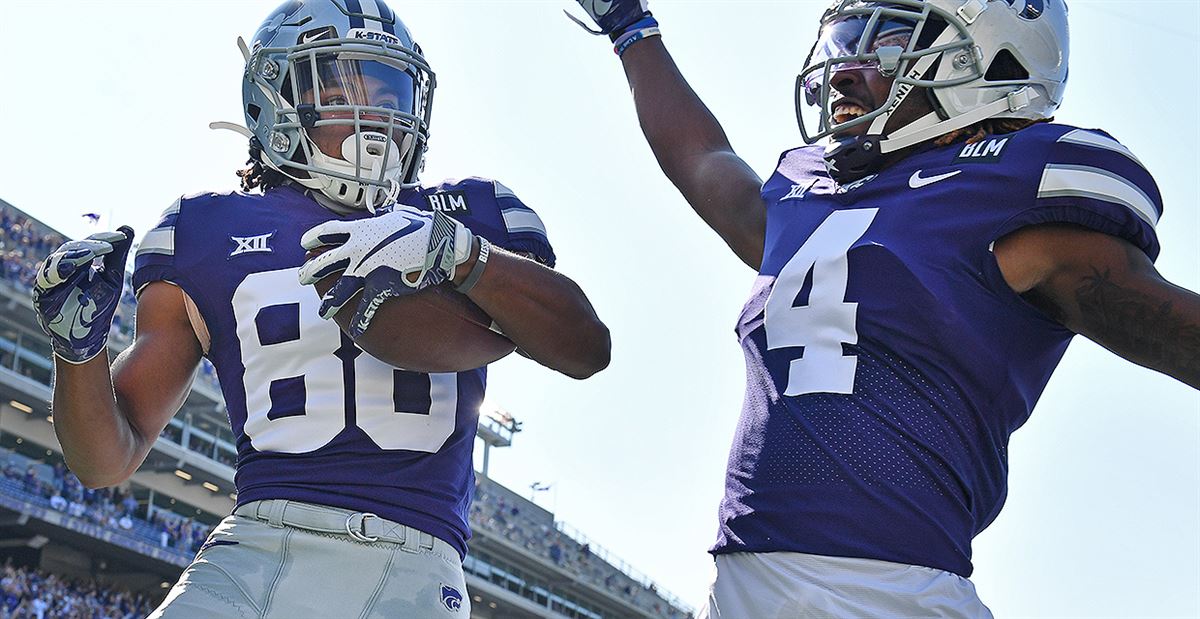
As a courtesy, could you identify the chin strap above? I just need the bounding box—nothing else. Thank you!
[364,178,401,215]
[210,121,403,215]
[209,121,254,138]
[863,23,961,138]
[852,7,1041,155]
[879,86,1039,154]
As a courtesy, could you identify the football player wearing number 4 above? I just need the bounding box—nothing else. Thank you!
[569,0,1199,617]
[32,1,609,618]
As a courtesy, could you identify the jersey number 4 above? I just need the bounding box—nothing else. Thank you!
[232,268,457,454]
[764,208,878,396]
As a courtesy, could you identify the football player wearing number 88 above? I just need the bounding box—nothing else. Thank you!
[39,1,610,618]
[568,0,1199,617]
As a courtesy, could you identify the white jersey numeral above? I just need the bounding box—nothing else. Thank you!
[233,268,457,454]
[764,208,878,396]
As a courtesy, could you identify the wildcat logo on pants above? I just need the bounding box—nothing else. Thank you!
[440,585,463,612]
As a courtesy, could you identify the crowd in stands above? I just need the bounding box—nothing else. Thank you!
[0,206,134,343]
[0,203,223,393]
[0,561,155,619]
[470,482,691,619]
[0,456,212,557]
[0,209,63,293]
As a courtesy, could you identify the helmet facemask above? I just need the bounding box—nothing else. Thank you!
[797,2,978,144]
[795,0,1066,182]
[245,22,435,212]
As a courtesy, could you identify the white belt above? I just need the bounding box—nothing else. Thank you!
[234,499,436,552]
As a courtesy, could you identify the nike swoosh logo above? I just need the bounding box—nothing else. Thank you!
[71,296,98,340]
[909,169,962,189]
[592,0,614,16]
[356,216,424,269]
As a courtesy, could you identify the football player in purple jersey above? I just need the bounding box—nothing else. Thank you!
[570,0,1198,616]
[30,1,609,617]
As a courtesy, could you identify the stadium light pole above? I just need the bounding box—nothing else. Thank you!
[476,402,521,479]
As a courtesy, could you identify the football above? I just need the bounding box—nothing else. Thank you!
[313,273,516,373]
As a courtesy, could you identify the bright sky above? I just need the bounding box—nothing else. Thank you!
[2,1,1197,616]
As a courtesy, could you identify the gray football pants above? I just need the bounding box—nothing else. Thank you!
[699,552,994,619]
[148,499,470,619]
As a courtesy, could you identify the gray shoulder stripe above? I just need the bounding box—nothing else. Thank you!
[501,209,547,236]
[1057,129,1145,167]
[1038,164,1159,227]
[137,227,176,257]
[506,226,548,236]
[493,180,517,200]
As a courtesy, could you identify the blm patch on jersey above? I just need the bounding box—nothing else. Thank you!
[955,137,1010,163]
[427,191,471,215]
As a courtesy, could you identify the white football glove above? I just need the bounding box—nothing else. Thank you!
[298,205,475,337]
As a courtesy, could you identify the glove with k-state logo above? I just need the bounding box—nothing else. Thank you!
[568,0,655,43]
[31,226,135,364]
[299,205,475,338]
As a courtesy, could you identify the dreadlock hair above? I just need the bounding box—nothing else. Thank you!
[235,140,288,193]
[932,116,1050,148]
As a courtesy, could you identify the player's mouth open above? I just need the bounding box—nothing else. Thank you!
[832,102,868,124]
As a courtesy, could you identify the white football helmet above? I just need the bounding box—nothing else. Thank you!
[242,0,436,211]
[796,0,1069,181]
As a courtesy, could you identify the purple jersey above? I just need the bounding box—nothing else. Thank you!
[133,179,554,559]
[713,123,1161,577]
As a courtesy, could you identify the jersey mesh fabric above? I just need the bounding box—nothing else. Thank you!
[133,179,554,559]
[713,123,1162,577]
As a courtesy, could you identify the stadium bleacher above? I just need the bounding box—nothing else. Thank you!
[0,561,154,619]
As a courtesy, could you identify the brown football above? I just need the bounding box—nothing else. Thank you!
[313,273,516,373]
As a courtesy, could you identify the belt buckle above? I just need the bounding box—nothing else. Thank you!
[345,512,380,543]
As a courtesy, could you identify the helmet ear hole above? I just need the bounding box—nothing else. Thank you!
[985,49,1030,81]
[914,14,948,50]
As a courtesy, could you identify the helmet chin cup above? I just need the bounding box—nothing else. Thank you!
[341,132,392,163]
[824,135,883,184]
[307,132,412,211]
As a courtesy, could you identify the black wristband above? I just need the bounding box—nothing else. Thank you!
[454,237,491,294]
[608,12,656,42]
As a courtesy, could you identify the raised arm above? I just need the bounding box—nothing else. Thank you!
[32,229,202,488]
[573,1,766,269]
[54,283,204,487]
[995,223,1200,388]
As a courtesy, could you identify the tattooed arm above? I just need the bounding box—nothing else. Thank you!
[994,223,1200,389]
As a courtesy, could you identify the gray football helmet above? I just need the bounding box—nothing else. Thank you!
[242,0,436,211]
[796,0,1069,181]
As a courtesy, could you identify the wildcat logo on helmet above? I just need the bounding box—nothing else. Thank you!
[255,0,305,46]
[1008,0,1045,20]
[440,585,463,612]
[349,28,401,46]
